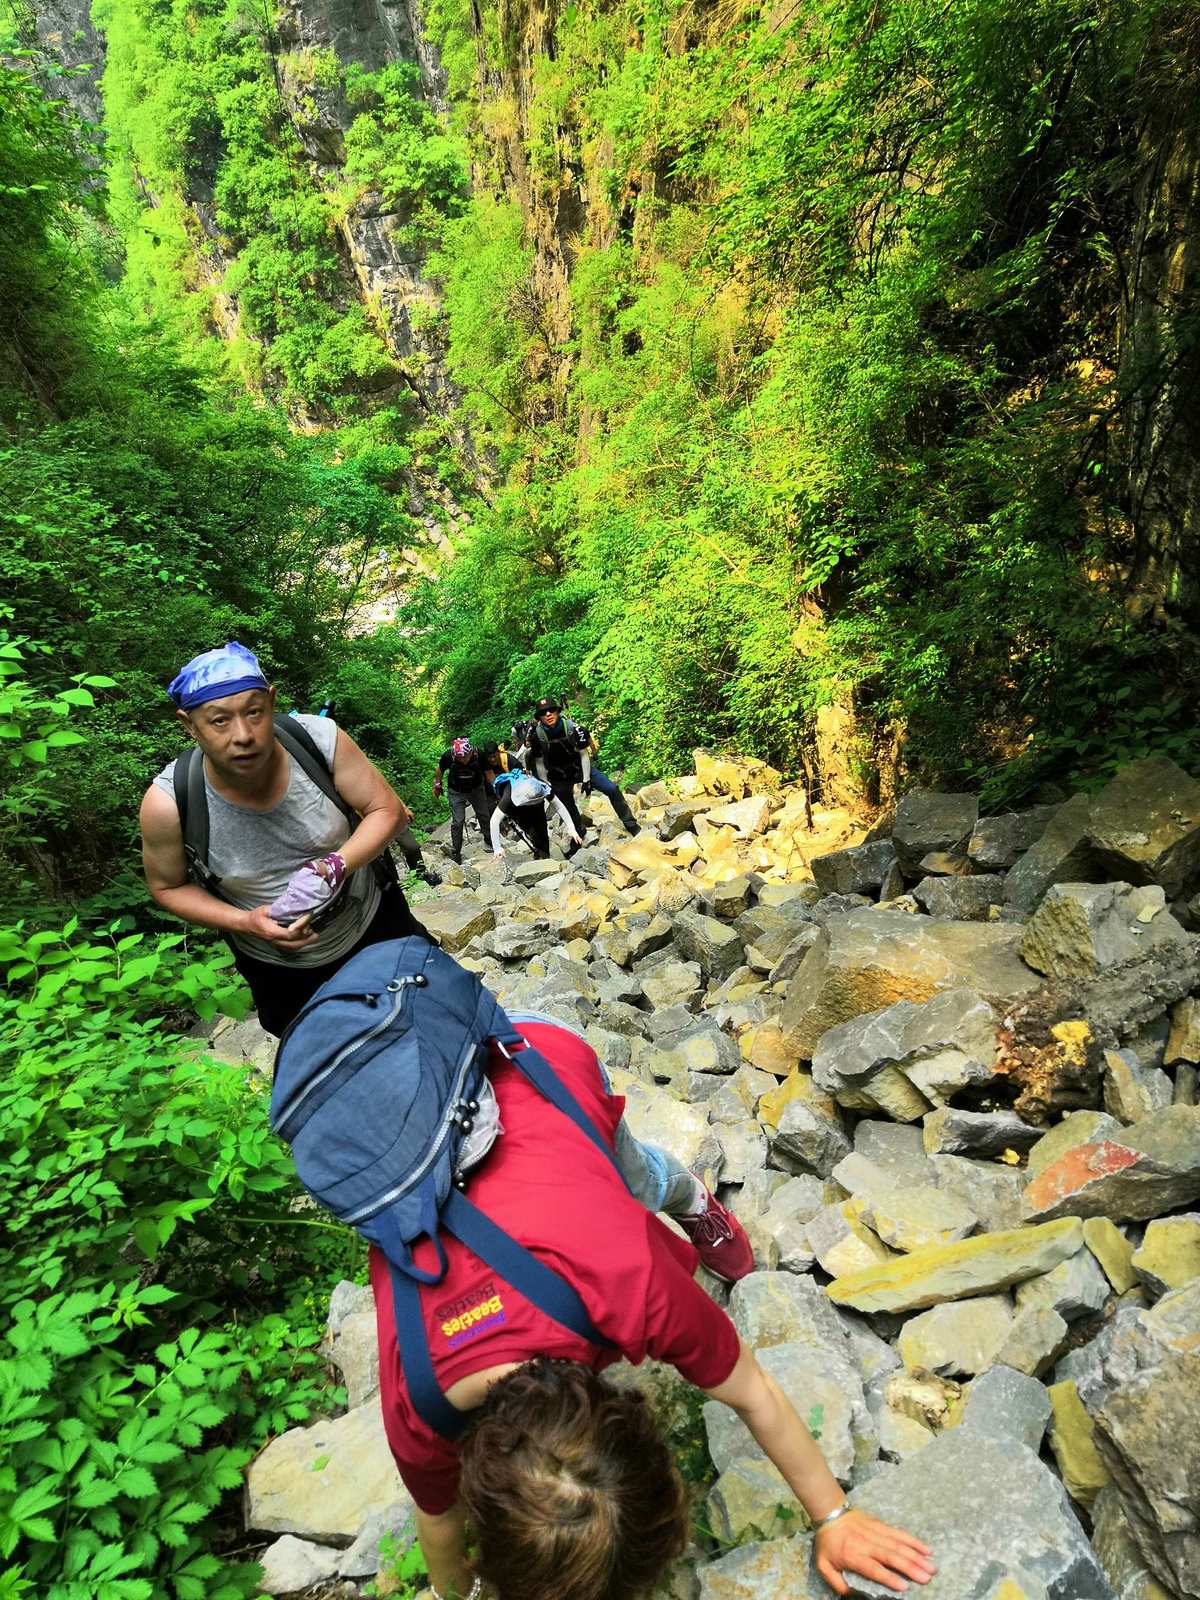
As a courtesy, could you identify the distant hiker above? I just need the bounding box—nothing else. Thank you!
[479,740,512,804]
[489,770,584,861]
[524,699,589,844]
[572,720,640,836]
[139,641,429,1036]
[434,738,491,864]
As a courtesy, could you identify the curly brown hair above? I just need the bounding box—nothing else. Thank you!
[458,1359,690,1600]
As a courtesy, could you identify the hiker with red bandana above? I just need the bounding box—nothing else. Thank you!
[433,738,492,865]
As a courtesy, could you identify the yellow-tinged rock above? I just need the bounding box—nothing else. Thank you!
[1083,1217,1138,1293]
[826,1218,1084,1313]
[740,1022,795,1077]
[1166,995,1200,1065]
[1131,1215,1200,1297]
[1047,1380,1109,1507]
[757,1068,817,1132]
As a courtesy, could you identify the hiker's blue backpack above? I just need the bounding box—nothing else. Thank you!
[270,934,630,1439]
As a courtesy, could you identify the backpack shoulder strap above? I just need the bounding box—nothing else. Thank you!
[493,1036,630,1186]
[273,715,355,825]
[388,1187,619,1442]
[172,747,220,894]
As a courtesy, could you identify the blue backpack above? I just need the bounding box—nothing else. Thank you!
[270,934,630,1439]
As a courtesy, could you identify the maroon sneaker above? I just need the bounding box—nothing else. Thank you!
[677,1188,755,1282]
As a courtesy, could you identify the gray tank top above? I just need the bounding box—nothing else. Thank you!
[153,714,380,968]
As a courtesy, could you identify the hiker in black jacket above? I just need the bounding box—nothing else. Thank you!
[434,739,492,864]
[523,699,589,844]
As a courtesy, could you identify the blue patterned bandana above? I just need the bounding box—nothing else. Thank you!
[168,641,270,709]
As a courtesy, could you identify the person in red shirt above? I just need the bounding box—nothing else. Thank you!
[369,1017,935,1600]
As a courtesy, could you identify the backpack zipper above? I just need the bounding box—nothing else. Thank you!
[341,1033,479,1226]
[275,976,423,1139]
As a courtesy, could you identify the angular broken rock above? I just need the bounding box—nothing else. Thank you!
[805,1202,895,1277]
[854,1121,936,1187]
[1027,1110,1123,1180]
[782,911,1038,1058]
[893,791,979,876]
[1022,1105,1200,1222]
[1014,1248,1110,1322]
[1004,791,1099,915]
[838,1429,1115,1598]
[706,1455,800,1545]
[245,1403,412,1541]
[968,806,1061,873]
[1083,1217,1138,1294]
[697,1535,819,1600]
[1167,995,1200,1065]
[957,1364,1051,1453]
[1130,1213,1200,1299]
[1091,1482,1175,1600]
[768,1095,851,1178]
[703,1340,875,1484]
[1019,881,1190,982]
[812,987,996,1121]
[922,1106,1042,1158]
[992,1303,1070,1377]
[912,874,1005,921]
[930,1154,1024,1232]
[1047,1379,1110,1509]
[896,1294,1013,1378]
[257,1535,341,1596]
[861,1184,979,1253]
[826,1218,1083,1314]
[1103,1048,1173,1124]
[673,910,745,982]
[811,840,899,898]
[1085,755,1200,898]
[1092,1333,1200,1596]
[727,1269,849,1355]
[417,891,496,954]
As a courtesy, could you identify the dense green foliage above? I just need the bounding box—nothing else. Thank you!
[412,0,1200,800]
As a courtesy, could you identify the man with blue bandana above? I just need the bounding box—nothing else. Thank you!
[140,642,429,1034]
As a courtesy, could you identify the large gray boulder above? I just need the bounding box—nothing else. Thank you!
[837,1430,1115,1598]
[957,1364,1051,1453]
[1085,756,1200,898]
[1091,1286,1200,1596]
[912,873,1006,921]
[812,987,996,1121]
[418,890,496,953]
[811,840,899,898]
[782,911,1039,1058]
[1005,791,1100,914]
[1022,1104,1200,1222]
[968,805,1061,872]
[245,1404,412,1542]
[696,1536,820,1600]
[893,791,979,876]
[673,910,745,982]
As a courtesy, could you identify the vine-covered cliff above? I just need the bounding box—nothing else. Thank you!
[20,0,1200,804]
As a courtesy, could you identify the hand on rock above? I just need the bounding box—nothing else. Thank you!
[815,1508,934,1595]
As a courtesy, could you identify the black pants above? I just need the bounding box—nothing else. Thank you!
[549,779,586,841]
[499,792,551,857]
[448,784,491,858]
[231,883,430,1037]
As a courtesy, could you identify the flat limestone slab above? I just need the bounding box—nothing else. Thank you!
[826,1218,1083,1314]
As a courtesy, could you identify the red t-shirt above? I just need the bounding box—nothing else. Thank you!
[369,1019,740,1513]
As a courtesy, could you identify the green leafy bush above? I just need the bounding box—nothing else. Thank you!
[0,930,358,1599]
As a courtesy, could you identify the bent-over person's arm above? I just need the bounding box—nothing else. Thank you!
[703,1340,935,1596]
[414,1502,471,1599]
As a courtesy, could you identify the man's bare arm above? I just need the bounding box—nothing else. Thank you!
[328,729,411,873]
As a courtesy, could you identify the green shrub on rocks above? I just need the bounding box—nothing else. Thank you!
[0,934,356,1599]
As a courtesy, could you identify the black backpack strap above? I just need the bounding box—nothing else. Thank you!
[275,715,400,892]
[492,1035,633,1191]
[172,748,223,896]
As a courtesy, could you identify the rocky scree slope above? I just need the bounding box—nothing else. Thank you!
[218,751,1200,1599]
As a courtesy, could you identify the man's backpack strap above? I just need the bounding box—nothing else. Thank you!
[388,1187,618,1441]
[172,748,223,895]
[274,716,401,893]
